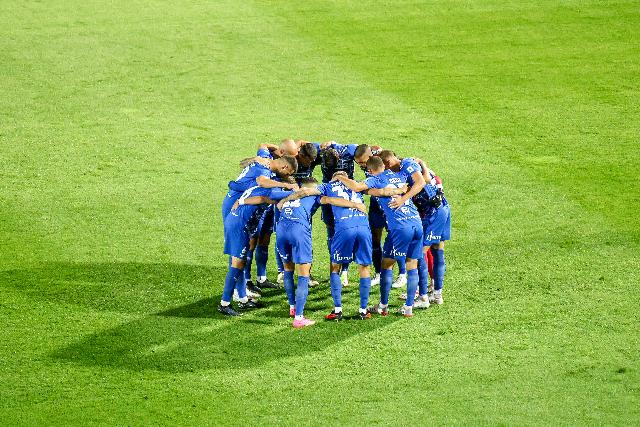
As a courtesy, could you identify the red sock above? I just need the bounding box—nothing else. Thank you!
[426,250,434,279]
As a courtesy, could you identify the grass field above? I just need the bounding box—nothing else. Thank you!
[1,0,639,424]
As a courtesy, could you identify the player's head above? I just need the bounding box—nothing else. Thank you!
[354,144,373,169]
[279,139,299,156]
[297,143,318,168]
[378,149,399,170]
[273,155,298,177]
[331,171,348,181]
[320,148,339,171]
[366,156,385,175]
[300,176,318,188]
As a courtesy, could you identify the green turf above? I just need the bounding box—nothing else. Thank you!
[1,0,639,424]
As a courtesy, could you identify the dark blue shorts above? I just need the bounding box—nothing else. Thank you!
[383,224,423,261]
[331,225,373,266]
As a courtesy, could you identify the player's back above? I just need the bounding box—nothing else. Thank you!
[318,181,369,229]
[278,195,320,229]
[227,186,272,226]
[368,170,421,229]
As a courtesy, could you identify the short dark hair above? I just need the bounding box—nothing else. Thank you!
[299,143,318,163]
[300,177,318,186]
[354,144,369,159]
[378,149,395,161]
[280,155,298,172]
[320,148,339,170]
[366,156,384,171]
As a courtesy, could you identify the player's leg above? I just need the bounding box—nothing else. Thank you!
[292,263,315,328]
[243,237,257,291]
[412,247,431,309]
[221,220,248,316]
[393,257,407,289]
[370,227,384,286]
[430,241,445,305]
[327,262,343,320]
[326,227,353,320]
[399,226,423,316]
[368,199,385,286]
[289,225,315,328]
[426,249,435,294]
[276,227,296,316]
[354,227,373,319]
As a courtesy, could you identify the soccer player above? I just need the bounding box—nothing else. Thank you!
[223,156,298,295]
[335,156,423,317]
[219,186,284,316]
[274,177,366,327]
[353,144,385,286]
[281,171,406,319]
[318,141,359,287]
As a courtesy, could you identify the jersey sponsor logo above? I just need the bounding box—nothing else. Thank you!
[389,247,407,257]
[333,252,353,262]
[424,231,442,241]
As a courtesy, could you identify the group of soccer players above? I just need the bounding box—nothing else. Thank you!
[220,139,451,328]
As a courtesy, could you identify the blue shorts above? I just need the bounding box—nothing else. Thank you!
[321,204,334,228]
[253,205,275,237]
[383,224,423,261]
[276,221,313,264]
[223,215,250,259]
[331,225,373,266]
[422,204,451,245]
[368,198,386,229]
[221,193,239,220]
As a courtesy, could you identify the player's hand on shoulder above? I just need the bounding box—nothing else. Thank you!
[232,200,240,211]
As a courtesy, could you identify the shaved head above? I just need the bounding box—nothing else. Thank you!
[280,139,299,156]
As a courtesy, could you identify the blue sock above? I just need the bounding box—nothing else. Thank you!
[380,269,393,305]
[236,273,247,299]
[244,248,254,280]
[326,227,335,261]
[256,245,269,279]
[329,272,342,308]
[359,277,371,310]
[283,271,295,306]
[431,248,446,291]
[406,268,419,306]
[398,258,407,275]
[222,267,242,303]
[417,255,429,296]
[295,276,310,316]
[275,248,284,273]
[372,246,382,274]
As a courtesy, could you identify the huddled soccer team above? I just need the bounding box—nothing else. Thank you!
[219,140,451,328]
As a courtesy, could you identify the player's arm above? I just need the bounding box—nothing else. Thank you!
[231,196,273,211]
[367,184,408,197]
[389,170,426,209]
[258,143,279,151]
[320,196,367,214]
[319,140,337,149]
[333,175,369,192]
[256,175,298,191]
[276,187,322,210]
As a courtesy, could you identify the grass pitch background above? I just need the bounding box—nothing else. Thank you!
[1,0,639,424]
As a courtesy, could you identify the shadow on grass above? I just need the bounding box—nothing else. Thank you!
[1,262,399,372]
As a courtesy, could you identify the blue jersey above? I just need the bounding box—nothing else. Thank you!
[365,170,421,230]
[278,194,321,230]
[321,143,358,183]
[317,181,369,230]
[398,158,444,217]
[226,186,274,233]
[256,147,274,159]
[223,161,275,218]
